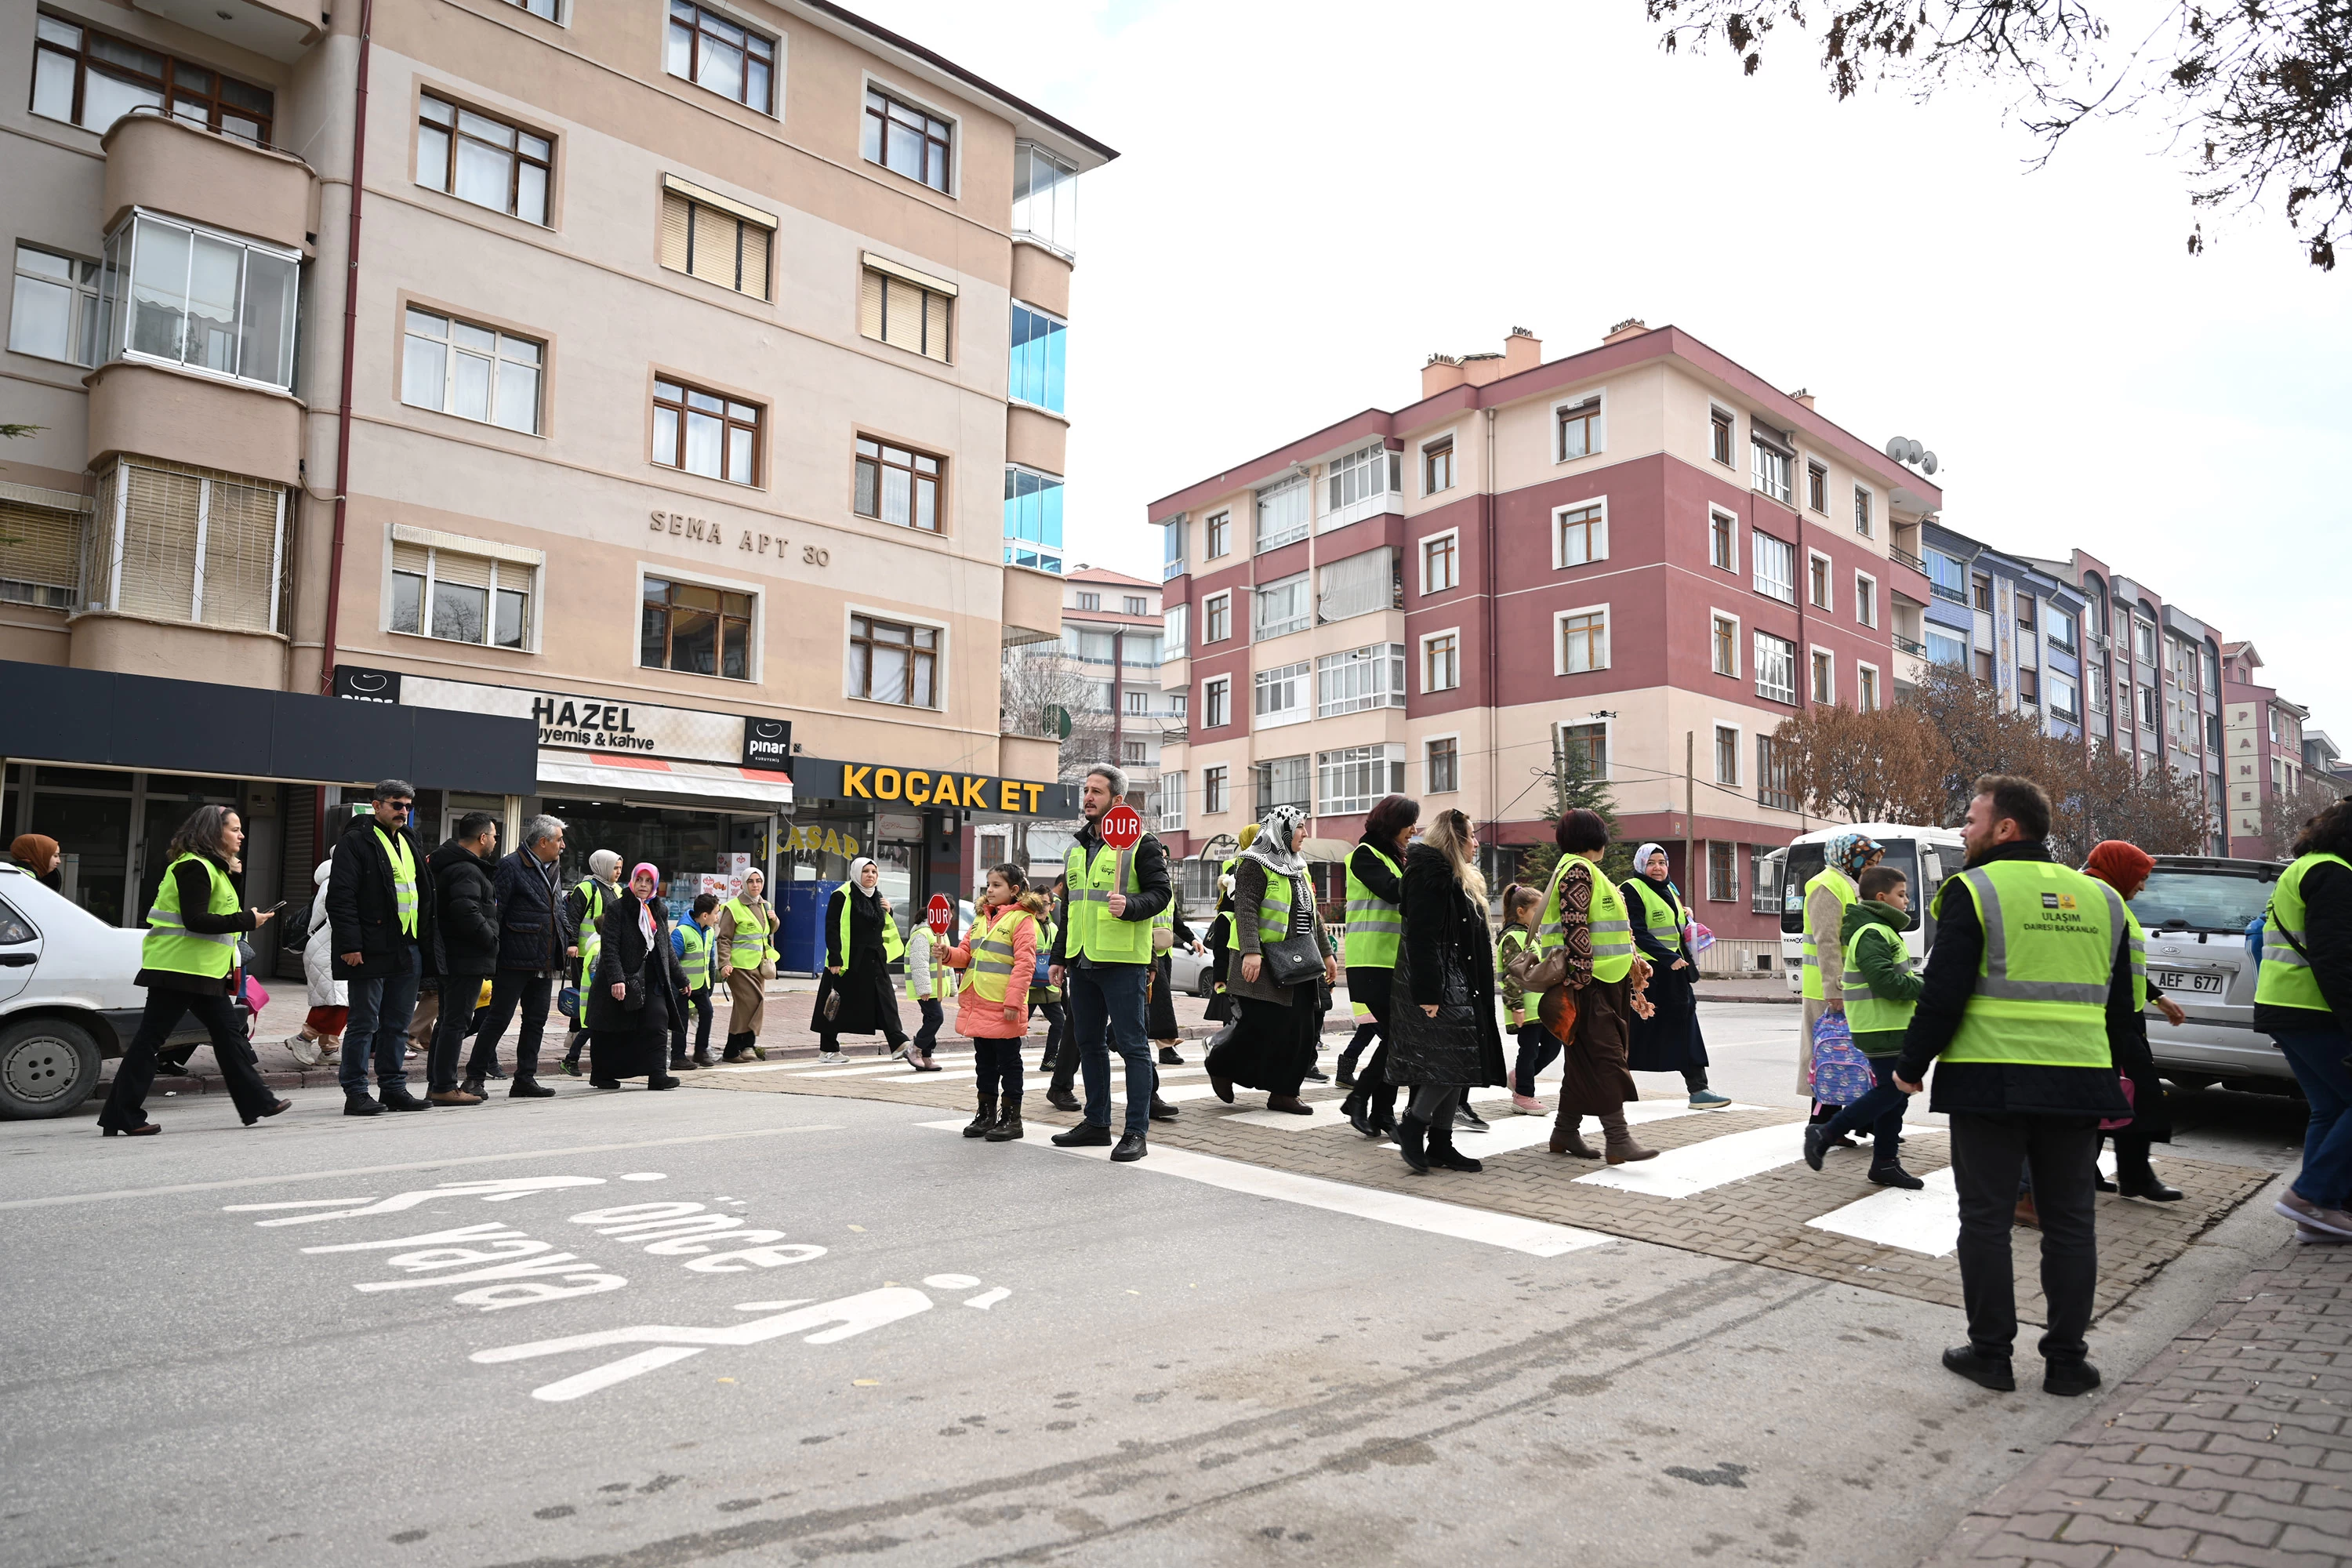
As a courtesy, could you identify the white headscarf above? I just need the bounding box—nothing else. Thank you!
[1243,806,1308,877]
[588,849,621,885]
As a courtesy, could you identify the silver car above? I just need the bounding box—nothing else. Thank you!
[1170,944,1215,998]
[2131,855,2294,1091]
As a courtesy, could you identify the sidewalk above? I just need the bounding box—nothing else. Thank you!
[1926,1229,2352,1567]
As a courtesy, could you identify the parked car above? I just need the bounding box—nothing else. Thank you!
[2130,855,2295,1091]
[0,862,253,1119]
[1171,944,1214,998]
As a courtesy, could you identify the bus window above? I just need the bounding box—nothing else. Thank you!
[1783,839,1923,934]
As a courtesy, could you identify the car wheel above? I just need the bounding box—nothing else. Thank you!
[1193,967,1214,999]
[0,1017,103,1120]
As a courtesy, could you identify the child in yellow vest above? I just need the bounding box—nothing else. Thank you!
[1802,863,1927,1189]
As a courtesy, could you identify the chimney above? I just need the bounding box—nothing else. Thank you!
[1791,388,1816,411]
[1421,352,1466,398]
[1602,317,1648,345]
[1459,351,1508,387]
[1501,326,1541,376]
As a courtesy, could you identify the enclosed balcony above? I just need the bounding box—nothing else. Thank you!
[103,111,314,256]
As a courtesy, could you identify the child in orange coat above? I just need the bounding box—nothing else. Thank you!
[941,862,1049,1143]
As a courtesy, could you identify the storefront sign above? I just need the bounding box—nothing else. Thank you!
[338,667,792,769]
[844,764,1042,813]
[332,666,403,705]
[741,718,793,772]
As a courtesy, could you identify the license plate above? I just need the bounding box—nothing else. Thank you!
[2151,969,2223,994]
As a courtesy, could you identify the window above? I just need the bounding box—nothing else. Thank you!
[1709,510,1737,572]
[1070,628,1111,662]
[2016,593,2037,634]
[1253,572,1311,641]
[1926,628,1968,666]
[1171,693,1187,718]
[1426,737,1459,794]
[31,15,274,143]
[85,457,285,633]
[1319,745,1406,816]
[1711,613,1739,677]
[1708,842,1737,902]
[1121,738,1147,764]
[653,380,761,485]
[1853,572,1877,628]
[2132,619,2157,665]
[2048,609,2077,651]
[1557,721,1607,780]
[1807,553,1831,610]
[1327,443,1399,517]
[0,495,83,608]
[2018,667,2040,705]
[1973,649,1995,684]
[1755,632,1796,703]
[1011,141,1078,255]
[1008,302,1066,412]
[1756,734,1798,811]
[95,211,299,392]
[1075,590,1100,611]
[1156,771,1185,832]
[1751,847,1777,914]
[1558,609,1608,674]
[505,0,560,16]
[1714,724,1740,784]
[1857,664,1880,712]
[1710,407,1734,465]
[10,245,100,365]
[1422,437,1454,495]
[1203,592,1230,643]
[2089,668,2111,715]
[401,309,542,434]
[1557,397,1601,460]
[1927,551,1968,604]
[1123,595,1147,616]
[418,95,550,226]
[1162,517,1185,581]
[1853,485,1873,536]
[1555,503,1606,568]
[1254,660,1311,728]
[1317,546,1398,622]
[1810,648,1833,704]
[659,180,776,299]
[2137,684,2159,729]
[863,87,952,192]
[1970,574,1993,612]
[1256,476,1309,550]
[1123,692,1149,721]
[1751,437,1792,504]
[848,613,937,706]
[859,260,953,362]
[1419,631,1463,694]
[1203,764,1229,815]
[1205,510,1230,558]
[2202,644,2221,694]
[1317,643,1407,717]
[395,538,534,651]
[1201,675,1230,729]
[1806,462,1828,514]
[666,2,775,111]
[1751,532,1795,603]
[1254,756,1312,816]
[1122,633,1159,666]
[1003,466,1063,572]
[1421,532,1457,593]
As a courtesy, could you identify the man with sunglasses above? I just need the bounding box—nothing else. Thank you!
[327,779,439,1115]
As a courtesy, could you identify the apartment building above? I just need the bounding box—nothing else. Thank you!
[0,0,1109,971]
[2220,642,2318,855]
[1149,321,1942,942]
[1918,522,2091,740]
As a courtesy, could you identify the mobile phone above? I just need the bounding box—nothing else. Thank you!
[267,900,291,918]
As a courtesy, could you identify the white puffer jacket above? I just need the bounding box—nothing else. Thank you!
[303,859,346,1008]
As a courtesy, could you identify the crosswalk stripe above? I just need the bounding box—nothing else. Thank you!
[1573,1121,1810,1199]
[916,1120,1614,1258]
[1806,1165,1959,1256]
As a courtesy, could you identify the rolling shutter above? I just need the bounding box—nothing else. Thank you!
[117,464,201,622]
[858,268,884,339]
[739,223,770,299]
[200,475,280,632]
[921,289,951,363]
[432,549,494,590]
[688,205,738,289]
[659,189,691,274]
[0,499,84,599]
[392,541,433,579]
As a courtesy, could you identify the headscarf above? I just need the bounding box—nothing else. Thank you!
[1242,806,1308,878]
[1632,842,1679,902]
[9,834,59,873]
[845,857,885,918]
[1827,833,1882,880]
[2083,840,2154,892]
[588,848,622,885]
[630,862,659,944]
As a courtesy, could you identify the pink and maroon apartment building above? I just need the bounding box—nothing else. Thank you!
[1148,321,1944,943]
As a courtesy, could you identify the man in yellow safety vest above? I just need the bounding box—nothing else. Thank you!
[326,779,439,1116]
[1047,763,1172,1163]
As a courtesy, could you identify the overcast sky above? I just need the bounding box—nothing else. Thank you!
[863,0,2350,737]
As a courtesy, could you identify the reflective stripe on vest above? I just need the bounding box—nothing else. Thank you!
[1255,868,1298,947]
[1344,844,1403,971]
[721,897,770,967]
[964,906,1039,1004]
[143,853,240,980]
[1933,860,2122,1068]
[1036,920,1062,999]
[575,878,612,978]
[1800,868,1858,1000]
[377,826,418,938]
[677,922,710,991]
[2119,902,2149,1014]
[1626,876,1686,951]
[2256,852,2352,1011]
[1841,920,1915,1035]
[830,890,904,967]
[1065,840,1152,964]
[1538,857,1635,984]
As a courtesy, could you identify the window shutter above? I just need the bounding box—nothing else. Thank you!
[688,205,737,288]
[659,190,691,274]
[858,268,884,340]
[881,278,922,354]
[921,289,950,362]
[393,541,432,577]
[739,223,770,300]
[0,501,83,596]
[118,465,201,621]
[200,477,278,632]
[433,550,494,591]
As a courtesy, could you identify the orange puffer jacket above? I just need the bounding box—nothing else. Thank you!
[943,892,1048,1040]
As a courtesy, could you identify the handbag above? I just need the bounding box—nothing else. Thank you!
[558,985,580,1021]
[1262,931,1324,988]
[1152,924,1175,953]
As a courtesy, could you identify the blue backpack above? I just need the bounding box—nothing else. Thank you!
[1809,1012,1876,1105]
[2245,912,2265,962]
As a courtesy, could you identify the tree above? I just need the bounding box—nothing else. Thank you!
[1770,700,1955,823]
[2264,771,2345,858]
[1644,0,2352,269]
[1904,662,2060,822]
[1516,736,1635,892]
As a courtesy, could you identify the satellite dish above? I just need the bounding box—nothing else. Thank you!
[1921,452,1938,475]
[1884,437,1907,459]
[1905,438,1926,464]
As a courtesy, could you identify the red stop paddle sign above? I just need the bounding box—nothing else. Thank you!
[1101,803,1144,850]
[926,893,952,934]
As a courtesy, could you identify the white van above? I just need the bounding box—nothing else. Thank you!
[1763,822,1968,994]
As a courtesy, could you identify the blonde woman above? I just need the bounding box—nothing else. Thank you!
[1385,808,1508,1174]
[715,867,779,1062]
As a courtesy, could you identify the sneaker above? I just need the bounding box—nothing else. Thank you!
[2275,1189,2352,1240]
[1454,1102,1490,1133]
[1510,1094,1545,1116]
[320,1041,340,1062]
[2294,1223,2348,1246]
[1687,1090,1733,1110]
[285,1033,321,1068]
[1940,1345,2016,1392]
[557,1058,581,1078]
[818,1051,848,1064]
[1867,1162,1926,1191]
[1302,1066,1329,1083]
[2043,1360,2102,1398]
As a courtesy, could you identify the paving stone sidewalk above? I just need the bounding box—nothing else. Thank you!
[1924,1232,2352,1568]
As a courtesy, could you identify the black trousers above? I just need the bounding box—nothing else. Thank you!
[468,971,554,1080]
[1948,1112,2100,1364]
[1342,967,1396,1113]
[427,976,489,1092]
[101,988,278,1130]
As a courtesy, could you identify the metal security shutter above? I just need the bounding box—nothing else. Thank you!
[0,499,84,604]
[659,190,691,274]
[688,205,738,289]
[858,268,885,340]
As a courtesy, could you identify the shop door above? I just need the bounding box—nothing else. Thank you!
[134,777,240,926]
[27,779,133,927]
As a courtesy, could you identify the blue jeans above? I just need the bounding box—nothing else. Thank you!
[913,996,945,1055]
[1822,1055,1907,1164]
[2274,1029,2352,1211]
[1066,963,1152,1134]
[339,945,421,1098]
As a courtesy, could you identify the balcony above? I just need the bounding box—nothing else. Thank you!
[130,0,327,63]
[86,360,301,484]
[1893,633,1927,658]
[1000,562,1063,648]
[103,111,314,254]
[1890,544,1927,574]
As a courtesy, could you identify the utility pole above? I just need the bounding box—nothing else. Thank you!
[1109,626,1124,788]
[1683,730,1695,900]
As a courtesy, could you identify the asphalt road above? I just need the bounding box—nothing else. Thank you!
[0,1004,2307,1568]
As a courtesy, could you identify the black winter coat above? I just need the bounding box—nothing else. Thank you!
[586,891,686,1034]
[1384,843,1507,1089]
[811,886,902,1036]
[328,818,438,979]
[429,840,500,978]
[492,849,568,974]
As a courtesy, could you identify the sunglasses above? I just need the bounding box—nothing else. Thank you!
[384,800,414,813]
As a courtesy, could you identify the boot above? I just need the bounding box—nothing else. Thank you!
[1395,1113,1432,1174]
[1149,1095,1180,1123]
[1426,1122,1483,1173]
[985,1094,1025,1142]
[1548,1111,1599,1159]
[963,1091,997,1138]
[1600,1110,1657,1164]
[1868,1161,1926,1190]
[720,1033,749,1063]
[2118,1171,2184,1203]
[459,1075,487,1101]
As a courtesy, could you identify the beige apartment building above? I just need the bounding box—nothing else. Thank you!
[0,0,1109,973]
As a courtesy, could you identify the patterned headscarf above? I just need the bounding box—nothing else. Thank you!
[1243,805,1308,877]
[1827,833,1883,879]
[630,863,660,943]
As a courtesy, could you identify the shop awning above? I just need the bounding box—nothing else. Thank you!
[536,751,794,808]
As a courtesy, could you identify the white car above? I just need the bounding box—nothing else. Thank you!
[1170,944,1215,997]
[0,862,253,1119]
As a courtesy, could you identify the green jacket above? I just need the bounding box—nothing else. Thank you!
[1840,899,1923,1055]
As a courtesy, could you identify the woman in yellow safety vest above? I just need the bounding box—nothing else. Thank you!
[939,862,1051,1142]
[1621,842,1730,1112]
[714,867,778,1062]
[2255,799,2352,1241]
[97,804,290,1137]
[1205,805,1337,1116]
[1800,832,1882,1120]
[809,857,908,1064]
